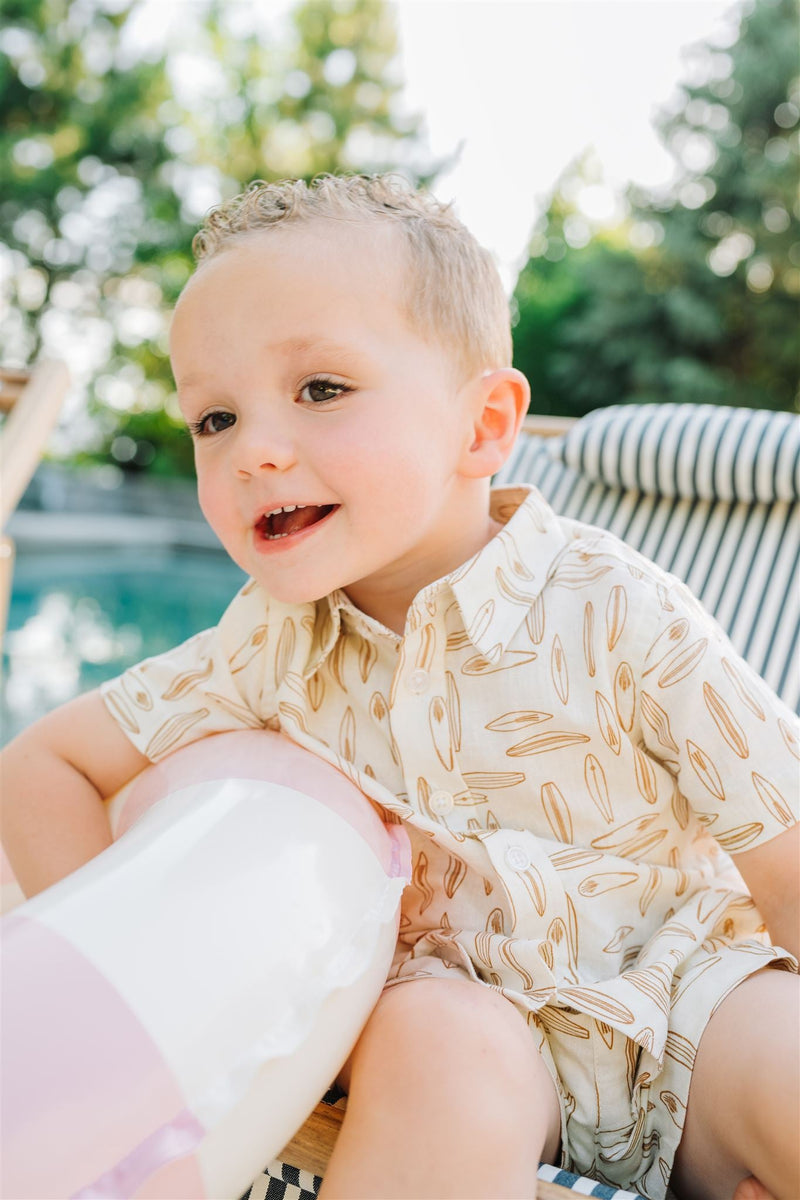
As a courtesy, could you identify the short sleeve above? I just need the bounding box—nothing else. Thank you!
[100,580,278,761]
[635,574,800,854]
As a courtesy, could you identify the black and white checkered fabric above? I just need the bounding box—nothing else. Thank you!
[246,1160,322,1200]
[247,1159,646,1199]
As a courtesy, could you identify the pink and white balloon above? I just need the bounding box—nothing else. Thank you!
[2,732,410,1199]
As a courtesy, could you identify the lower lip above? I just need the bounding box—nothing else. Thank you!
[251,505,340,555]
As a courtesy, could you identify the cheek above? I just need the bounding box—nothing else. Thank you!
[195,470,229,529]
[365,441,451,495]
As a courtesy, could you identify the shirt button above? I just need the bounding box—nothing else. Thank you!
[429,790,454,815]
[407,668,430,694]
[505,844,531,872]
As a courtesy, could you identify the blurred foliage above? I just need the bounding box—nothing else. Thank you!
[513,0,799,416]
[1,0,437,475]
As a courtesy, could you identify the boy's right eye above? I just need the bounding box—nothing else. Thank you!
[190,411,236,437]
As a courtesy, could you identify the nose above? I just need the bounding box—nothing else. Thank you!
[234,417,297,478]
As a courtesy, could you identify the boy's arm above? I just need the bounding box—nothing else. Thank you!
[732,822,800,960]
[625,570,799,958]
[1,689,150,898]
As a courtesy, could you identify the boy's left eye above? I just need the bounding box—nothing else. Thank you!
[189,411,236,437]
[300,378,350,405]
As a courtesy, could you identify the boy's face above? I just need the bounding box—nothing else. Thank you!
[170,220,496,632]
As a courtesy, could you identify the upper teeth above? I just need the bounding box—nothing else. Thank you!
[268,504,307,516]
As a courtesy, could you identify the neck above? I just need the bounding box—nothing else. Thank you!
[345,508,503,636]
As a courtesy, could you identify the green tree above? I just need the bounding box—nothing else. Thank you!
[511,162,654,418]
[1,0,434,475]
[1,0,188,438]
[513,0,799,416]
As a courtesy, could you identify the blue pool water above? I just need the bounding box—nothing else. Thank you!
[2,546,247,746]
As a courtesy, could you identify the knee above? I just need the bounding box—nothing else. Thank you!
[339,978,562,1167]
[327,980,562,1195]
[365,977,531,1067]
[346,977,550,1105]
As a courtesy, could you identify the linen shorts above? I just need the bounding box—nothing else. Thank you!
[386,948,797,1200]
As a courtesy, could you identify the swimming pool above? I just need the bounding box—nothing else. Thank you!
[2,545,246,746]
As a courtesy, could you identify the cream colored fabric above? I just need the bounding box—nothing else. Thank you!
[102,486,798,1198]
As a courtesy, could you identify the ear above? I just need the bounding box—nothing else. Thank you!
[458,368,530,479]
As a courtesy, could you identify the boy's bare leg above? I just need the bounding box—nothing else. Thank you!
[670,970,800,1200]
[320,977,561,1200]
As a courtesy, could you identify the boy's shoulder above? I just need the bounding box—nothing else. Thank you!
[552,515,675,586]
[551,513,712,632]
[499,485,689,604]
[483,486,710,663]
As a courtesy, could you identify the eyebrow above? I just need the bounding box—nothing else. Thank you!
[268,336,364,363]
[174,337,363,392]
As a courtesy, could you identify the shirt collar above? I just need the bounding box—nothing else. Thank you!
[302,485,568,676]
[302,593,345,679]
[445,485,569,660]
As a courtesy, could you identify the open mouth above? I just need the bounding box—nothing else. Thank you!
[256,503,338,541]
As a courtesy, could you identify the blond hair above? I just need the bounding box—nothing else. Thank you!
[192,174,512,378]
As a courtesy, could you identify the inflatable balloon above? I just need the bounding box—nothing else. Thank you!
[1,732,410,1200]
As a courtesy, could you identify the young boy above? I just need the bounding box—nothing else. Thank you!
[2,175,798,1200]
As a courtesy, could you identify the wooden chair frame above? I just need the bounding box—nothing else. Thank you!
[1,362,70,639]
[522,414,575,438]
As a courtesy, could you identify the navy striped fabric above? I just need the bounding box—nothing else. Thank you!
[497,412,800,715]
[555,404,800,504]
[537,1162,645,1196]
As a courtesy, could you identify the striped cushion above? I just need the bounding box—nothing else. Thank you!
[554,404,800,503]
[497,423,800,714]
[247,1159,646,1199]
[537,1162,646,1197]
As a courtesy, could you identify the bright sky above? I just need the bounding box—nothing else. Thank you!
[393,0,738,286]
[129,0,740,289]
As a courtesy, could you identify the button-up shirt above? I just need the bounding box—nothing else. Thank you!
[102,486,799,1070]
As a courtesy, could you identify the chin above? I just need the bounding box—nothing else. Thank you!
[248,571,336,608]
